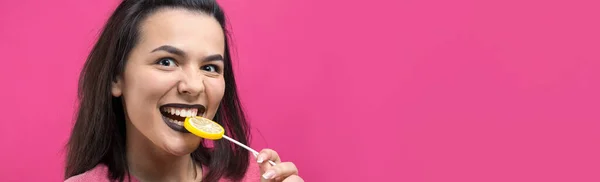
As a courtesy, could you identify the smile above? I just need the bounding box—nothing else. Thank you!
[159,104,206,132]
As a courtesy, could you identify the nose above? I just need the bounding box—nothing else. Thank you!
[177,71,205,97]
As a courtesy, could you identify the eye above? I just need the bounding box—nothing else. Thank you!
[156,58,177,67]
[201,64,220,73]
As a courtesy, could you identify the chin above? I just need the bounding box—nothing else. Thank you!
[161,136,203,156]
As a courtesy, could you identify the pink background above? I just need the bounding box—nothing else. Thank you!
[1,0,599,181]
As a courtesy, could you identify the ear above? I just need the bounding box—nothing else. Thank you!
[111,77,123,97]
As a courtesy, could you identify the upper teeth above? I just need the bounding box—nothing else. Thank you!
[163,107,198,117]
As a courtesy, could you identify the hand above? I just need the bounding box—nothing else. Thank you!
[256,149,304,182]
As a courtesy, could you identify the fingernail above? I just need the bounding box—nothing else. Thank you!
[262,170,276,179]
[257,155,264,163]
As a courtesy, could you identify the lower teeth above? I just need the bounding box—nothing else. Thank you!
[168,118,183,125]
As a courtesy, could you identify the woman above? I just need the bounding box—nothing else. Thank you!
[64,0,302,181]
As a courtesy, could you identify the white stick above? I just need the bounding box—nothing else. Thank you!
[222,135,277,166]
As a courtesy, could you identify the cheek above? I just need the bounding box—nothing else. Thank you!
[122,68,177,121]
[205,78,225,117]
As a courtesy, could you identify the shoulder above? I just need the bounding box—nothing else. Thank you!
[209,153,261,182]
[239,157,261,182]
[64,165,126,182]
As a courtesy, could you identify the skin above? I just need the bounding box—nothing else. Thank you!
[110,8,302,182]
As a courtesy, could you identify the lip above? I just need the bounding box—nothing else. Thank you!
[159,103,206,133]
[162,115,189,133]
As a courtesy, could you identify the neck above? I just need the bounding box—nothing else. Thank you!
[125,122,201,182]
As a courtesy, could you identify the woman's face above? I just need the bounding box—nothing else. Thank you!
[111,8,226,156]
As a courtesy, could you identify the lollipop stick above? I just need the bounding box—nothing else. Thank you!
[222,135,277,166]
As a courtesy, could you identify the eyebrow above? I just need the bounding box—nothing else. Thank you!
[203,54,224,62]
[151,45,223,62]
[151,45,187,57]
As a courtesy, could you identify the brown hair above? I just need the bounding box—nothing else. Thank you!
[65,0,251,181]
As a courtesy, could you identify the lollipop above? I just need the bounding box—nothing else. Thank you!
[184,116,277,166]
[183,116,225,140]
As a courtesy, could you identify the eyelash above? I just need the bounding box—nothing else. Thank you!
[156,57,221,73]
[156,57,178,67]
[201,64,221,73]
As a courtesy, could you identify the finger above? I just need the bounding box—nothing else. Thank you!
[261,162,298,180]
[281,175,304,182]
[259,158,274,176]
[256,148,281,164]
[257,149,277,179]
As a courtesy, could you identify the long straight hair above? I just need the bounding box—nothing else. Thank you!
[65,0,251,181]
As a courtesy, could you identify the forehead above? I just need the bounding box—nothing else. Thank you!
[136,8,225,55]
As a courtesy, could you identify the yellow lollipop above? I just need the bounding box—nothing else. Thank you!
[184,116,224,140]
[184,116,277,166]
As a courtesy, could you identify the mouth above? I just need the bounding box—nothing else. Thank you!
[159,103,206,133]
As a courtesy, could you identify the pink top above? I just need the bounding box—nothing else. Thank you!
[64,159,261,182]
